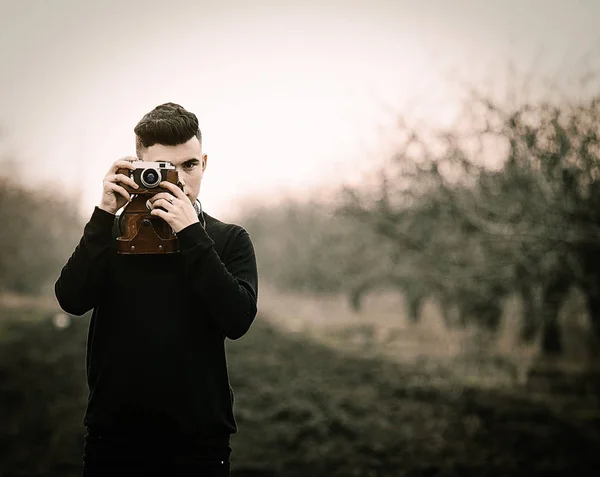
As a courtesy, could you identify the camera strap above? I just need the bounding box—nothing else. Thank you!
[193,199,207,230]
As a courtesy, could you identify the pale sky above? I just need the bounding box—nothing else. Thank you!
[1,0,598,220]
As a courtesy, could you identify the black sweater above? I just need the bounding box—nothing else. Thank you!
[55,206,258,442]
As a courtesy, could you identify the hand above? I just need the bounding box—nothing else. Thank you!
[99,157,139,215]
[148,181,199,233]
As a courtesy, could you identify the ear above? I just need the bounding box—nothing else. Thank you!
[202,154,208,171]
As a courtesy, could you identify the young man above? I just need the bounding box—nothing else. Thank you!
[55,103,258,476]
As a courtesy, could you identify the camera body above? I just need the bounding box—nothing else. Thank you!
[115,160,181,254]
[119,161,179,195]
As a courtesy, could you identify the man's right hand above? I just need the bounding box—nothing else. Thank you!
[98,157,140,215]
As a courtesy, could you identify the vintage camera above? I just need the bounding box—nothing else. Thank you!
[119,161,179,195]
[115,161,181,255]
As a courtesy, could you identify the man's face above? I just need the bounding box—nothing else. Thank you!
[139,136,207,204]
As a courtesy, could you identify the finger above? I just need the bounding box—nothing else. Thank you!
[114,173,139,189]
[159,181,187,200]
[113,159,137,172]
[149,192,174,204]
[152,198,174,210]
[118,155,138,163]
[105,181,132,202]
[150,208,169,220]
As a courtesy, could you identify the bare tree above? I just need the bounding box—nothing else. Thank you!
[338,87,600,356]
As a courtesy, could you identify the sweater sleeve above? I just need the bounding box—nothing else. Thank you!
[54,207,115,316]
[176,222,258,340]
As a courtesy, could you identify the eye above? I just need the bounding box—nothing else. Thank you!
[183,162,197,170]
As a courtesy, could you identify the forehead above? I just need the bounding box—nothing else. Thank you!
[142,137,202,164]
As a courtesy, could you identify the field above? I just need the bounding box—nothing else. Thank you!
[1,288,599,476]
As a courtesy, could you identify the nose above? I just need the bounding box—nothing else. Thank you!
[176,175,185,192]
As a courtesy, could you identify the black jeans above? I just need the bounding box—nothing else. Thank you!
[82,431,231,477]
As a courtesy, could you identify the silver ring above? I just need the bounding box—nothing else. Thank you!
[168,197,174,204]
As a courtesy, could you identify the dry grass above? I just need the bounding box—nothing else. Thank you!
[0,292,60,314]
[257,282,598,387]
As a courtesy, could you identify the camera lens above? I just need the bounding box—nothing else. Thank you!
[141,168,161,188]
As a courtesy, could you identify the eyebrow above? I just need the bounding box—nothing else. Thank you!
[182,158,200,164]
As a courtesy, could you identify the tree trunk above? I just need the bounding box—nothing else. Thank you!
[540,308,562,356]
[406,294,423,324]
[519,284,540,343]
[585,292,600,340]
[540,278,569,356]
[348,281,372,312]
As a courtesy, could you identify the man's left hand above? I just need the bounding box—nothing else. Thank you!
[148,181,199,233]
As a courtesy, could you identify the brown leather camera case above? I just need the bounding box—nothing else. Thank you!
[115,168,180,254]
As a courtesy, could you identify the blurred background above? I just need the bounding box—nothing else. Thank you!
[1,0,600,475]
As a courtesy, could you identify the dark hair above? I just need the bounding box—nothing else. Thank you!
[134,102,201,157]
